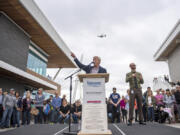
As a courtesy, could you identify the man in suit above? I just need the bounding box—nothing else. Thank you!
[126,63,146,126]
[71,52,107,73]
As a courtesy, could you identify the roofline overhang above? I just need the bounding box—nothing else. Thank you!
[154,19,180,61]
[0,60,57,90]
[0,0,77,68]
[18,0,76,67]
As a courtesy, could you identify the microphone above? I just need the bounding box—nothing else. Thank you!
[89,61,94,66]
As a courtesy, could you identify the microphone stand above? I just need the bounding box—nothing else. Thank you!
[63,69,81,135]
[63,62,93,135]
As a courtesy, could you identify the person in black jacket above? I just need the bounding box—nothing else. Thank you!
[71,52,107,74]
[72,100,82,123]
[174,85,180,119]
[22,91,33,125]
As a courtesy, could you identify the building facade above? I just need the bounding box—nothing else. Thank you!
[0,0,76,95]
[154,20,180,83]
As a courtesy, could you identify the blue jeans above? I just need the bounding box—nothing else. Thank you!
[22,110,31,125]
[58,114,69,123]
[108,113,113,121]
[72,114,81,123]
[148,107,154,121]
[0,106,13,127]
[12,108,20,127]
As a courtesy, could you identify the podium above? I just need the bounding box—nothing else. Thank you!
[78,73,112,135]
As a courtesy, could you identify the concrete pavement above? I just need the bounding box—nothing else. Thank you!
[0,123,180,135]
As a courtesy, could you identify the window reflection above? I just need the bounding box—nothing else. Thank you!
[27,51,47,76]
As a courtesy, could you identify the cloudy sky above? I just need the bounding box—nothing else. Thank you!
[35,0,180,99]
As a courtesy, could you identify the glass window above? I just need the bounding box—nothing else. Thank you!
[27,51,47,76]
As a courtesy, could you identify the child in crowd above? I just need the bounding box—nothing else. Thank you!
[125,90,130,121]
[43,100,51,124]
[146,91,156,122]
[120,96,127,123]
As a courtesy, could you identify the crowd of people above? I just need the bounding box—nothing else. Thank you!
[0,84,180,129]
[0,88,82,129]
[107,85,180,124]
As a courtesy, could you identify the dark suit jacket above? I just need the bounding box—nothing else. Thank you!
[74,58,107,73]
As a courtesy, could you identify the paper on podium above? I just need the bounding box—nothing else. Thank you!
[78,73,109,83]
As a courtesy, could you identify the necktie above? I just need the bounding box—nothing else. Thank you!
[134,74,138,89]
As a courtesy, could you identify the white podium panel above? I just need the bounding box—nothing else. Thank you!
[81,104,108,133]
[83,78,105,104]
[78,74,112,135]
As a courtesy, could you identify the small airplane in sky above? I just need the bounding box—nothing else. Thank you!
[97,34,107,38]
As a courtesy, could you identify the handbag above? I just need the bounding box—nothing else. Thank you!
[30,104,39,116]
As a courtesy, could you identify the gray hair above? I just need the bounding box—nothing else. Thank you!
[93,56,101,62]
[38,88,43,91]
[10,88,15,91]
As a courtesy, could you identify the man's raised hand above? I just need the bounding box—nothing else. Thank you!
[71,52,76,58]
